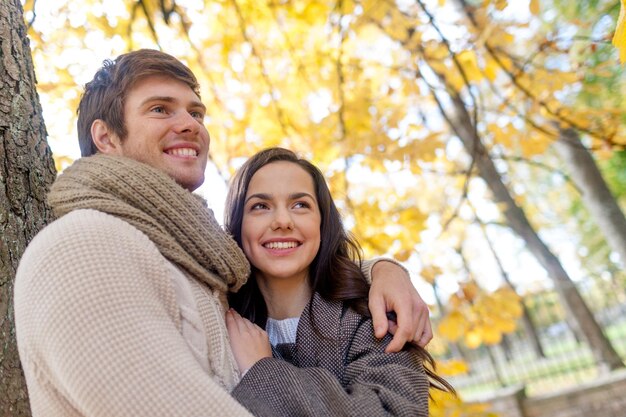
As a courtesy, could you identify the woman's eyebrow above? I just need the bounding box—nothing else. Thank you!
[245,193,272,204]
[289,192,315,200]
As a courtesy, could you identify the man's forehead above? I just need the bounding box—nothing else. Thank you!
[126,75,202,105]
[130,74,196,92]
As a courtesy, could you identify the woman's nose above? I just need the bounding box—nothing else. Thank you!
[270,209,294,230]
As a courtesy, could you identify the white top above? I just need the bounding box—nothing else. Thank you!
[265,317,300,345]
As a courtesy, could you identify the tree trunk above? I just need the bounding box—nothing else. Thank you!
[480,222,546,358]
[0,1,56,415]
[449,93,623,372]
[432,283,469,364]
[553,128,626,266]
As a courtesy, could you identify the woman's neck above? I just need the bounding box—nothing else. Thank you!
[256,273,312,320]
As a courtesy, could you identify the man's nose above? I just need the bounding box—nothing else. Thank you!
[173,111,200,134]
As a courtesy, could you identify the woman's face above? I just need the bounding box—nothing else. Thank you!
[241,161,321,284]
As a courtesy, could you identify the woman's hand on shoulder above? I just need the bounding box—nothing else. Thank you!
[226,309,272,375]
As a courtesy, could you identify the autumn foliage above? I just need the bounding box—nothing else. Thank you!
[23,0,626,414]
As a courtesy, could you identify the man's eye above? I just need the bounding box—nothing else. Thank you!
[151,106,166,113]
[190,111,204,120]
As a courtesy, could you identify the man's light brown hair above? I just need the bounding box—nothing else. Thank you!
[77,49,200,156]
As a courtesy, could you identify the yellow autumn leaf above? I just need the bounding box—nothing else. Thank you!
[447,71,467,92]
[395,249,412,262]
[424,41,450,61]
[409,160,422,175]
[399,207,427,228]
[520,132,550,158]
[493,286,513,299]
[492,316,517,333]
[484,57,499,81]
[361,0,392,22]
[383,9,413,42]
[438,311,468,342]
[300,2,330,25]
[480,325,503,345]
[436,359,469,376]
[489,122,516,148]
[494,0,508,11]
[500,298,523,318]
[456,50,483,82]
[447,294,464,309]
[464,328,483,349]
[411,133,444,163]
[464,282,482,302]
[613,0,626,63]
[53,154,74,173]
[529,0,540,15]
[420,265,442,285]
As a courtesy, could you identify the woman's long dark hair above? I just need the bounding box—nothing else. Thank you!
[225,147,453,395]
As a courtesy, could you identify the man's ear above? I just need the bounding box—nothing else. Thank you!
[91,119,121,154]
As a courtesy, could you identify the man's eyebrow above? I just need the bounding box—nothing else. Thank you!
[140,96,206,111]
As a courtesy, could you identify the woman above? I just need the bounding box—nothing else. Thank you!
[225,147,452,416]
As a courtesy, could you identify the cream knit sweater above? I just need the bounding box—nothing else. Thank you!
[14,209,253,416]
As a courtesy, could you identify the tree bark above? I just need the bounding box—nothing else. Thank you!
[0,1,56,415]
[553,128,626,266]
[449,93,623,372]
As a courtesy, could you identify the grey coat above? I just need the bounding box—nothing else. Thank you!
[231,293,430,416]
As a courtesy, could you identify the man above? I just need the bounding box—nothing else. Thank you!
[14,49,431,416]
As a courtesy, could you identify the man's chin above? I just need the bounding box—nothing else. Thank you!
[180,175,204,192]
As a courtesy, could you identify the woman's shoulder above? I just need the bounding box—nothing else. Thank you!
[306,294,408,366]
[308,293,378,342]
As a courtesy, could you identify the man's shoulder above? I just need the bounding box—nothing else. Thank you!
[19,209,159,275]
[31,209,149,248]
[43,208,135,233]
[16,209,168,306]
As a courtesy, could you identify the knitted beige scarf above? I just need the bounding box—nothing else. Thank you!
[48,154,249,293]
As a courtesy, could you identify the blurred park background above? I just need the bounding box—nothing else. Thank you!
[2,0,626,416]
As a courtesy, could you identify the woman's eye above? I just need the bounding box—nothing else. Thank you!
[293,201,310,209]
[251,202,269,210]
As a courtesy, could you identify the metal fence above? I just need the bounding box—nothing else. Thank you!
[435,274,626,397]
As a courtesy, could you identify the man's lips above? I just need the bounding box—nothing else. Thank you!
[166,148,198,157]
[164,143,201,157]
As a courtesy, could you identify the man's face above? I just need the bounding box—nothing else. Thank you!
[106,75,210,191]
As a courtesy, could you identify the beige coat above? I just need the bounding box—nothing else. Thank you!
[14,209,252,416]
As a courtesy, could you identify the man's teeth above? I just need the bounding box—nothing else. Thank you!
[264,241,298,249]
[167,148,197,157]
